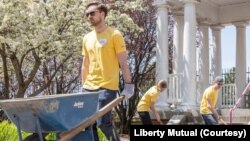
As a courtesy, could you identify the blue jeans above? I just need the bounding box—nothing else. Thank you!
[83,88,120,141]
[202,114,218,125]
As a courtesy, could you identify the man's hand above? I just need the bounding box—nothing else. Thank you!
[121,83,134,99]
[218,116,228,125]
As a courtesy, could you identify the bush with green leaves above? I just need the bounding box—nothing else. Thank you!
[0,120,31,141]
[0,120,108,141]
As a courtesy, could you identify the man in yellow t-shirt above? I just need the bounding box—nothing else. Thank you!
[200,76,227,125]
[137,80,167,125]
[81,2,132,141]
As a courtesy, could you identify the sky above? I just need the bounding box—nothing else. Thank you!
[220,25,250,70]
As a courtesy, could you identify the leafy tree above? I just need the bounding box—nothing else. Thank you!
[223,67,235,84]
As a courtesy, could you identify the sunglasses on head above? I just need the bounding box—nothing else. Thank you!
[85,10,99,17]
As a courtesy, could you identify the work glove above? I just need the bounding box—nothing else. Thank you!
[121,83,134,99]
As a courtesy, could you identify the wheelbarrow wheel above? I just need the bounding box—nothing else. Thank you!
[23,133,47,141]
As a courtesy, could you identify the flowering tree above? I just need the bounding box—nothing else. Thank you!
[0,0,88,98]
[0,0,143,99]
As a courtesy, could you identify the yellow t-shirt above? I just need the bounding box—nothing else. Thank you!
[200,85,218,114]
[137,86,159,112]
[82,27,126,90]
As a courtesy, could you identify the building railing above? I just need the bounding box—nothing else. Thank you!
[221,84,236,108]
[167,71,249,108]
[229,82,250,124]
[167,73,183,106]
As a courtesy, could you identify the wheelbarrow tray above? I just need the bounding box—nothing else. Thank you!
[0,92,99,133]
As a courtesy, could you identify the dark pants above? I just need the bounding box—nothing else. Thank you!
[202,114,218,125]
[83,88,120,141]
[138,111,152,125]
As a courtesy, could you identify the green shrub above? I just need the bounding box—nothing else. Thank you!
[97,128,108,141]
[0,120,31,141]
[45,133,56,140]
[0,120,107,141]
[0,120,56,141]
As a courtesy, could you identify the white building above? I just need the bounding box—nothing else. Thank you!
[154,0,250,110]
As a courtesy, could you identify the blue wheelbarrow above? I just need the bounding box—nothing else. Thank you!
[0,91,125,141]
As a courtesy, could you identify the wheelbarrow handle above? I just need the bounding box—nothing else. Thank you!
[59,95,125,141]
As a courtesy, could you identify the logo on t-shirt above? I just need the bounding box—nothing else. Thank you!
[98,38,107,47]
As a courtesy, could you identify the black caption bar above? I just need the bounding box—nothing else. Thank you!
[130,125,250,141]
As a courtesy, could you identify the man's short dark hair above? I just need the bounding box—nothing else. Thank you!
[158,80,167,88]
[214,76,224,84]
[86,1,108,17]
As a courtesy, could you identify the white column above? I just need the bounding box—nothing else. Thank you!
[235,22,247,108]
[211,25,223,107]
[182,0,197,106]
[154,0,169,110]
[199,24,210,94]
[173,14,184,75]
[173,14,184,105]
[211,26,223,79]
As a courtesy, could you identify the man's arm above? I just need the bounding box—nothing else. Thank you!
[117,52,131,83]
[150,102,163,125]
[81,56,89,84]
[206,98,221,120]
[206,98,227,124]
